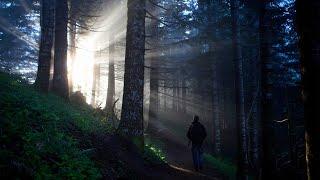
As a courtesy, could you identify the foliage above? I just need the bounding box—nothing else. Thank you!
[143,136,167,166]
[0,72,112,179]
[203,154,237,180]
[143,143,167,165]
[0,0,40,80]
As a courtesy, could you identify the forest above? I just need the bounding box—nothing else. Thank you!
[0,0,319,179]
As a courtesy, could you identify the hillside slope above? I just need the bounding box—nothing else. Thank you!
[0,73,221,179]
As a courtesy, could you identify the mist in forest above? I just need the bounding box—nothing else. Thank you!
[1,0,318,179]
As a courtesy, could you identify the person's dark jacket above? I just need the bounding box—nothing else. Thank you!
[187,121,207,145]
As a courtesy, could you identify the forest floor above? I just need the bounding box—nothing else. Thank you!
[91,133,222,180]
[146,127,226,180]
[0,72,223,179]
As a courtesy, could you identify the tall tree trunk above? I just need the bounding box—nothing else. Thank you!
[91,51,100,107]
[173,79,177,111]
[68,0,76,93]
[181,73,187,113]
[247,14,262,176]
[35,0,54,92]
[118,0,146,148]
[68,24,76,93]
[176,80,180,111]
[259,1,275,178]
[212,56,221,155]
[177,79,181,112]
[106,35,115,111]
[52,0,69,99]
[296,1,320,179]
[249,70,261,176]
[148,57,159,132]
[231,0,249,179]
[286,89,297,169]
[164,80,167,111]
[201,0,222,156]
[211,0,221,157]
[147,0,159,132]
[147,4,159,131]
[221,91,226,129]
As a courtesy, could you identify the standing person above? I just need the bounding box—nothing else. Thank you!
[187,115,207,171]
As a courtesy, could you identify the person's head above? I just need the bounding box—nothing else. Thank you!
[193,115,199,123]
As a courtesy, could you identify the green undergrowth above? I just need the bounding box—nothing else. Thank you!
[144,144,167,165]
[0,72,112,179]
[204,154,255,180]
[204,154,237,180]
[144,136,167,165]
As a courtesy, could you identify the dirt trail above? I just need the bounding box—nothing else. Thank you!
[147,125,226,180]
[91,133,223,180]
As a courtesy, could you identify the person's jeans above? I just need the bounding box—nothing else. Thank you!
[191,144,203,171]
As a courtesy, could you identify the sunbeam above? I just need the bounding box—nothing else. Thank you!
[0,0,308,179]
[67,1,128,111]
[0,17,38,49]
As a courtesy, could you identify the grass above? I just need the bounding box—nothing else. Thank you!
[0,72,112,179]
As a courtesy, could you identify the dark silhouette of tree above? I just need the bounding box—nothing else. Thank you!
[68,0,77,93]
[231,0,249,178]
[146,0,160,133]
[35,0,54,92]
[118,0,146,148]
[52,0,69,99]
[207,0,221,156]
[181,69,187,113]
[259,0,276,178]
[296,0,320,179]
[91,51,101,107]
[106,35,115,112]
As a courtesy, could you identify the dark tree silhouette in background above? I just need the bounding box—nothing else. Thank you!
[296,0,320,179]
[231,0,249,178]
[106,35,116,112]
[259,0,276,178]
[52,0,69,99]
[35,0,54,92]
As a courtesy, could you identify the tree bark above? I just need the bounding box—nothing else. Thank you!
[68,0,76,94]
[296,1,320,179]
[91,51,100,107]
[212,55,221,155]
[213,1,222,156]
[181,71,187,113]
[35,0,55,92]
[118,0,146,148]
[52,0,69,99]
[147,4,159,132]
[249,77,261,176]
[286,89,297,169]
[164,80,167,110]
[148,57,159,132]
[201,0,222,156]
[106,35,115,112]
[231,0,249,179]
[173,79,177,111]
[259,1,276,178]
